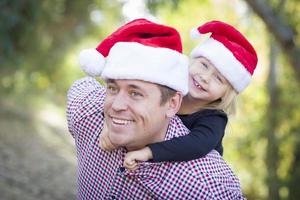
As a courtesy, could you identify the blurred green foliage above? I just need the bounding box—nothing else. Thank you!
[0,0,122,102]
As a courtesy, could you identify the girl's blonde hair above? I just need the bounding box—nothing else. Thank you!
[202,84,238,115]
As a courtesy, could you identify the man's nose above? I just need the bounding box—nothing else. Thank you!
[111,93,128,111]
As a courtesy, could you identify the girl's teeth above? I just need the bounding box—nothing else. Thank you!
[194,80,200,88]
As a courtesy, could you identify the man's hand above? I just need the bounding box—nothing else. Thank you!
[123,147,153,171]
[99,122,118,151]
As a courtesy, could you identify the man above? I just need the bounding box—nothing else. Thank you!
[67,18,245,199]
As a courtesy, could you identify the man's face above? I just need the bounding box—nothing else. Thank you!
[104,79,170,150]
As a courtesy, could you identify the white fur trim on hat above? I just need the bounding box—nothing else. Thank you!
[190,28,201,40]
[79,48,105,77]
[190,38,251,92]
[102,42,189,95]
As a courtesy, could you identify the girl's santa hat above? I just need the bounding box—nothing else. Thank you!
[190,20,258,93]
[79,18,189,95]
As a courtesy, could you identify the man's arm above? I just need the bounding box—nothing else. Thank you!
[67,76,104,138]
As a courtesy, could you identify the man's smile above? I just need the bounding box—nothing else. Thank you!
[110,116,134,126]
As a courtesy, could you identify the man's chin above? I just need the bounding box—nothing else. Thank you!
[108,133,127,147]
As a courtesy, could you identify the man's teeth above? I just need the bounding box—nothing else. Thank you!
[112,118,133,125]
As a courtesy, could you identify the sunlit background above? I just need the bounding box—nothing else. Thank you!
[1,0,299,200]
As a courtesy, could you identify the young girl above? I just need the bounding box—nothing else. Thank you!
[101,20,258,170]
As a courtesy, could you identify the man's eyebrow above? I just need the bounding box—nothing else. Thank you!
[106,79,115,84]
[128,84,143,90]
[106,80,145,91]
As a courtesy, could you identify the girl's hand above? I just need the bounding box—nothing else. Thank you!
[99,122,118,151]
[124,147,153,171]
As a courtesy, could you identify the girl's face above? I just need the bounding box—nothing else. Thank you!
[187,57,230,104]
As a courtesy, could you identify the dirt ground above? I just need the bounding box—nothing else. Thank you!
[0,101,77,200]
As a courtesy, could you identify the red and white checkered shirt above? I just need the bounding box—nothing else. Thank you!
[67,77,245,200]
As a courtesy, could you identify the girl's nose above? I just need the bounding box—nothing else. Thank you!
[199,73,211,83]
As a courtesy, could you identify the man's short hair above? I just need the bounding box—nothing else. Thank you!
[158,85,177,105]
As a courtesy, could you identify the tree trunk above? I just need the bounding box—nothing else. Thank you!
[287,129,300,199]
[265,38,280,200]
[243,0,300,84]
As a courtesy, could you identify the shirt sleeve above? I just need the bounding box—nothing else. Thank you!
[149,111,227,162]
[66,76,104,138]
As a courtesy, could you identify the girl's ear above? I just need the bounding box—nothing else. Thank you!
[165,92,183,118]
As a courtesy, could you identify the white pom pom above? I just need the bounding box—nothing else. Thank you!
[79,48,105,77]
[190,28,201,40]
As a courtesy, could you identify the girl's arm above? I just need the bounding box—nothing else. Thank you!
[123,147,153,170]
[149,110,227,162]
[123,110,227,169]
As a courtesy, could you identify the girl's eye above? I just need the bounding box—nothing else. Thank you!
[202,62,209,69]
[215,75,224,83]
[199,62,209,71]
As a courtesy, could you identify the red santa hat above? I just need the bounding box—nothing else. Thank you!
[79,18,189,95]
[190,20,258,93]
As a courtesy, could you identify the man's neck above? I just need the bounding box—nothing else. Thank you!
[126,120,169,151]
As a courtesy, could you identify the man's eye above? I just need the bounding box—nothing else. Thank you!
[130,91,143,97]
[107,85,118,93]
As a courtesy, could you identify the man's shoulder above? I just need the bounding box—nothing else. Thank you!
[185,150,242,191]
[165,115,190,140]
[174,151,242,197]
[136,151,242,198]
[187,150,230,173]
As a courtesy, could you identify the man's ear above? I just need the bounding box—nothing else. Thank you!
[165,92,183,118]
